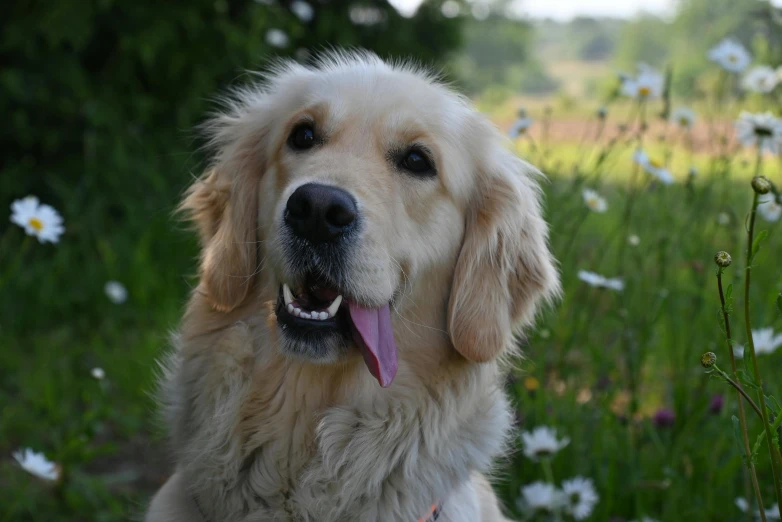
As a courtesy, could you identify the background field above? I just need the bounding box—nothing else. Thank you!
[2,1,782,521]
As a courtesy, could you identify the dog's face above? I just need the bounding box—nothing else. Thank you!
[182,53,559,387]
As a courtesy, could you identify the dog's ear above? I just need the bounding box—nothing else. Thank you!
[447,141,560,363]
[180,164,259,312]
[179,91,276,311]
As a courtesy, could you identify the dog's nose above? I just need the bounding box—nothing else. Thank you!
[285,183,358,243]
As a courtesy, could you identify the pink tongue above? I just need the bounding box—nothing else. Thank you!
[347,302,398,387]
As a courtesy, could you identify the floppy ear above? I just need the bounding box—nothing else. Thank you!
[447,145,560,363]
[180,165,259,312]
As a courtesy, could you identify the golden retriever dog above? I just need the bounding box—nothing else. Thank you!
[145,50,559,522]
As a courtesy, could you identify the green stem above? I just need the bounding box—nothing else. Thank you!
[540,457,556,485]
[0,235,32,291]
[754,147,763,178]
[713,364,763,420]
[744,190,782,519]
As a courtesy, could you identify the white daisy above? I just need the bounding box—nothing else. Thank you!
[628,234,640,246]
[602,277,626,292]
[634,149,674,184]
[578,270,625,292]
[10,196,65,243]
[440,0,460,17]
[708,38,751,73]
[12,448,60,482]
[758,193,782,222]
[736,497,751,513]
[290,0,314,21]
[91,367,106,380]
[735,497,780,521]
[509,112,534,138]
[518,481,563,514]
[520,426,570,461]
[736,111,782,155]
[582,189,607,213]
[104,281,128,304]
[621,64,664,99]
[671,107,696,129]
[562,477,599,521]
[717,212,731,226]
[742,66,780,94]
[733,344,745,358]
[752,327,782,355]
[265,28,289,48]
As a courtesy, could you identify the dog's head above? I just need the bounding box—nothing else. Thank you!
[181,52,559,387]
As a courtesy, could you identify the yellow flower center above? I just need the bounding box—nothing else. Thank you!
[524,376,540,391]
[679,117,689,127]
[649,158,663,169]
[728,55,737,63]
[586,197,599,208]
[638,86,650,96]
[28,217,44,231]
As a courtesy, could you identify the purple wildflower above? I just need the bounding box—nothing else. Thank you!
[709,394,724,415]
[653,408,676,428]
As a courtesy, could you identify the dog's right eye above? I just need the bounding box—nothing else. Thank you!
[288,123,317,151]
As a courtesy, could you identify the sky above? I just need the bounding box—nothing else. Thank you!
[511,0,675,20]
[390,0,782,20]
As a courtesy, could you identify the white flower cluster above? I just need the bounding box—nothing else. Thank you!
[706,37,782,154]
[517,427,599,520]
[578,270,624,292]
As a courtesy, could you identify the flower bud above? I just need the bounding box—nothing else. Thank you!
[701,352,717,368]
[714,251,732,267]
[752,176,772,195]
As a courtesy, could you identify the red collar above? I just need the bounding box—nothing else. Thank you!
[419,502,443,522]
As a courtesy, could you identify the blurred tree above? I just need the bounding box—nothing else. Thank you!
[570,17,619,61]
[613,14,670,69]
[449,6,556,95]
[0,0,463,206]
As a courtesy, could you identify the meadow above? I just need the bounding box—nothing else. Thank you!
[2,40,782,522]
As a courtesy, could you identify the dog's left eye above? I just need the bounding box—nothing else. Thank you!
[288,123,316,150]
[400,148,434,175]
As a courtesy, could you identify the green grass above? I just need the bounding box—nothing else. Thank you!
[2,115,781,522]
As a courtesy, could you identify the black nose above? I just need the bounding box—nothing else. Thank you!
[285,183,358,244]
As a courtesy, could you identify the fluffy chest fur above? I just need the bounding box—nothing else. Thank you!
[159,321,513,522]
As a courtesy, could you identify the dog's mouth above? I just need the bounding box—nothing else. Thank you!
[275,276,398,387]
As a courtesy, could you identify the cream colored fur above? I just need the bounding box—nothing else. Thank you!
[145,50,559,522]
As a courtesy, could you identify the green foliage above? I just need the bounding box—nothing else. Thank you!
[451,13,558,95]
[613,15,671,69]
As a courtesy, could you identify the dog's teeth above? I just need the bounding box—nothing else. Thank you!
[318,311,328,320]
[299,311,311,319]
[326,295,343,317]
[292,307,302,317]
[286,303,294,314]
[283,284,294,306]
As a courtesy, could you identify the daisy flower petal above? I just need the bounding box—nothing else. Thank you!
[708,38,751,73]
[12,448,60,482]
[562,476,599,521]
[9,196,65,243]
[520,426,570,461]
